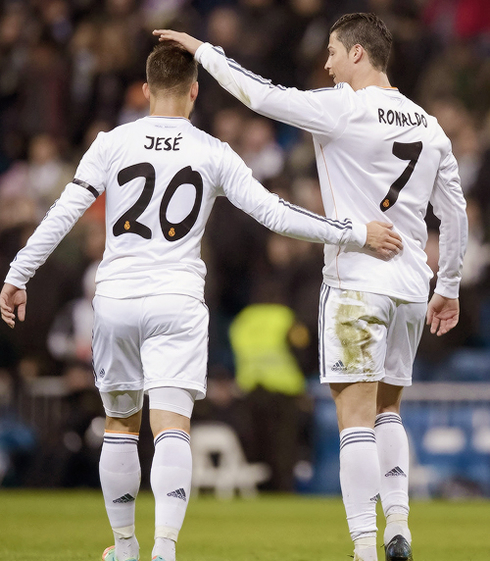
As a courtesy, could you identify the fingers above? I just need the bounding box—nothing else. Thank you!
[152,29,181,44]
[386,235,403,252]
[427,310,458,336]
[373,221,393,229]
[0,301,16,328]
[391,232,403,248]
[17,301,26,322]
[153,29,172,39]
[151,29,202,55]
[426,306,434,326]
[1,287,26,329]
[437,315,458,336]
[365,222,403,256]
[379,234,403,259]
[429,315,440,335]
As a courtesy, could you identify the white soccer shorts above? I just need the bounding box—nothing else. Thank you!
[92,293,209,403]
[318,284,426,386]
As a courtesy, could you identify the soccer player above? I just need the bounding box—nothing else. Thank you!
[0,41,401,561]
[155,13,468,561]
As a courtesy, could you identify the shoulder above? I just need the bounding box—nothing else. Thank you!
[310,82,352,96]
[90,121,138,151]
[104,119,144,139]
[188,122,228,154]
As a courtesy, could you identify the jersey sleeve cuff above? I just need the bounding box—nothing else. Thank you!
[195,42,213,64]
[434,281,460,299]
[4,269,28,291]
[348,222,367,248]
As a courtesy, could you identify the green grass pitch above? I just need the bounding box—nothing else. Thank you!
[1,490,489,560]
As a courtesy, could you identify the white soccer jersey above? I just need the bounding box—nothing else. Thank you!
[195,43,468,301]
[5,116,368,299]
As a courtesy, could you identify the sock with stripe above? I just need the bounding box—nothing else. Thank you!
[339,427,380,559]
[99,432,141,561]
[151,428,192,561]
[374,413,411,545]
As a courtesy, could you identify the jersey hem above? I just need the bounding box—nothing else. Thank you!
[322,279,428,303]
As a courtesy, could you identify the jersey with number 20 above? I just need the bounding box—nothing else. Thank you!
[6,116,366,298]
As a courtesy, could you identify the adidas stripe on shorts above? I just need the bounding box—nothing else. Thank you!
[318,284,426,386]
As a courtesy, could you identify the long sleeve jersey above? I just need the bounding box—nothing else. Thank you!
[6,116,367,300]
[195,43,468,301]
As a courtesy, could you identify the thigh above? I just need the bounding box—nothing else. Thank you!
[148,386,197,418]
[383,299,426,387]
[92,295,144,393]
[100,390,145,418]
[148,387,196,436]
[140,294,209,399]
[330,381,379,430]
[319,285,392,384]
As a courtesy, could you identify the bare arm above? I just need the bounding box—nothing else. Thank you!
[426,292,460,336]
[0,283,27,329]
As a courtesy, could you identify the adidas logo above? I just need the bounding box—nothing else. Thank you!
[332,360,346,372]
[369,493,380,503]
[167,488,187,501]
[113,493,135,504]
[385,466,407,477]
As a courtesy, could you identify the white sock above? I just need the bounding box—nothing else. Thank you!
[339,428,379,543]
[153,537,176,561]
[151,429,192,561]
[374,413,411,544]
[354,536,378,561]
[99,432,141,560]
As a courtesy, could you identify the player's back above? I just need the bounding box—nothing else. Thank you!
[75,116,226,300]
[318,85,456,301]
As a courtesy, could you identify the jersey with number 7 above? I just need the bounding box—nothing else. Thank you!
[195,44,467,303]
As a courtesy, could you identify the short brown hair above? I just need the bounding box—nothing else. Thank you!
[330,13,392,72]
[146,41,198,97]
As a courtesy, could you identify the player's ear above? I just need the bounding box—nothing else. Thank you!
[352,44,363,63]
[142,82,151,101]
[190,81,199,102]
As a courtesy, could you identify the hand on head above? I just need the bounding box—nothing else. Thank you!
[152,30,203,56]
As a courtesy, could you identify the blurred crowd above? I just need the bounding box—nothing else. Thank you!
[0,0,489,490]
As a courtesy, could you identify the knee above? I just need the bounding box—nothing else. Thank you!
[150,409,190,438]
[376,404,401,416]
[105,411,142,434]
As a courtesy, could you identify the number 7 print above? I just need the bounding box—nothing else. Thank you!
[380,141,423,211]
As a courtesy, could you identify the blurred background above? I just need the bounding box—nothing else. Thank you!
[0,0,489,499]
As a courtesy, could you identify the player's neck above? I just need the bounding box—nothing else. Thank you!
[149,96,191,119]
[350,69,392,91]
